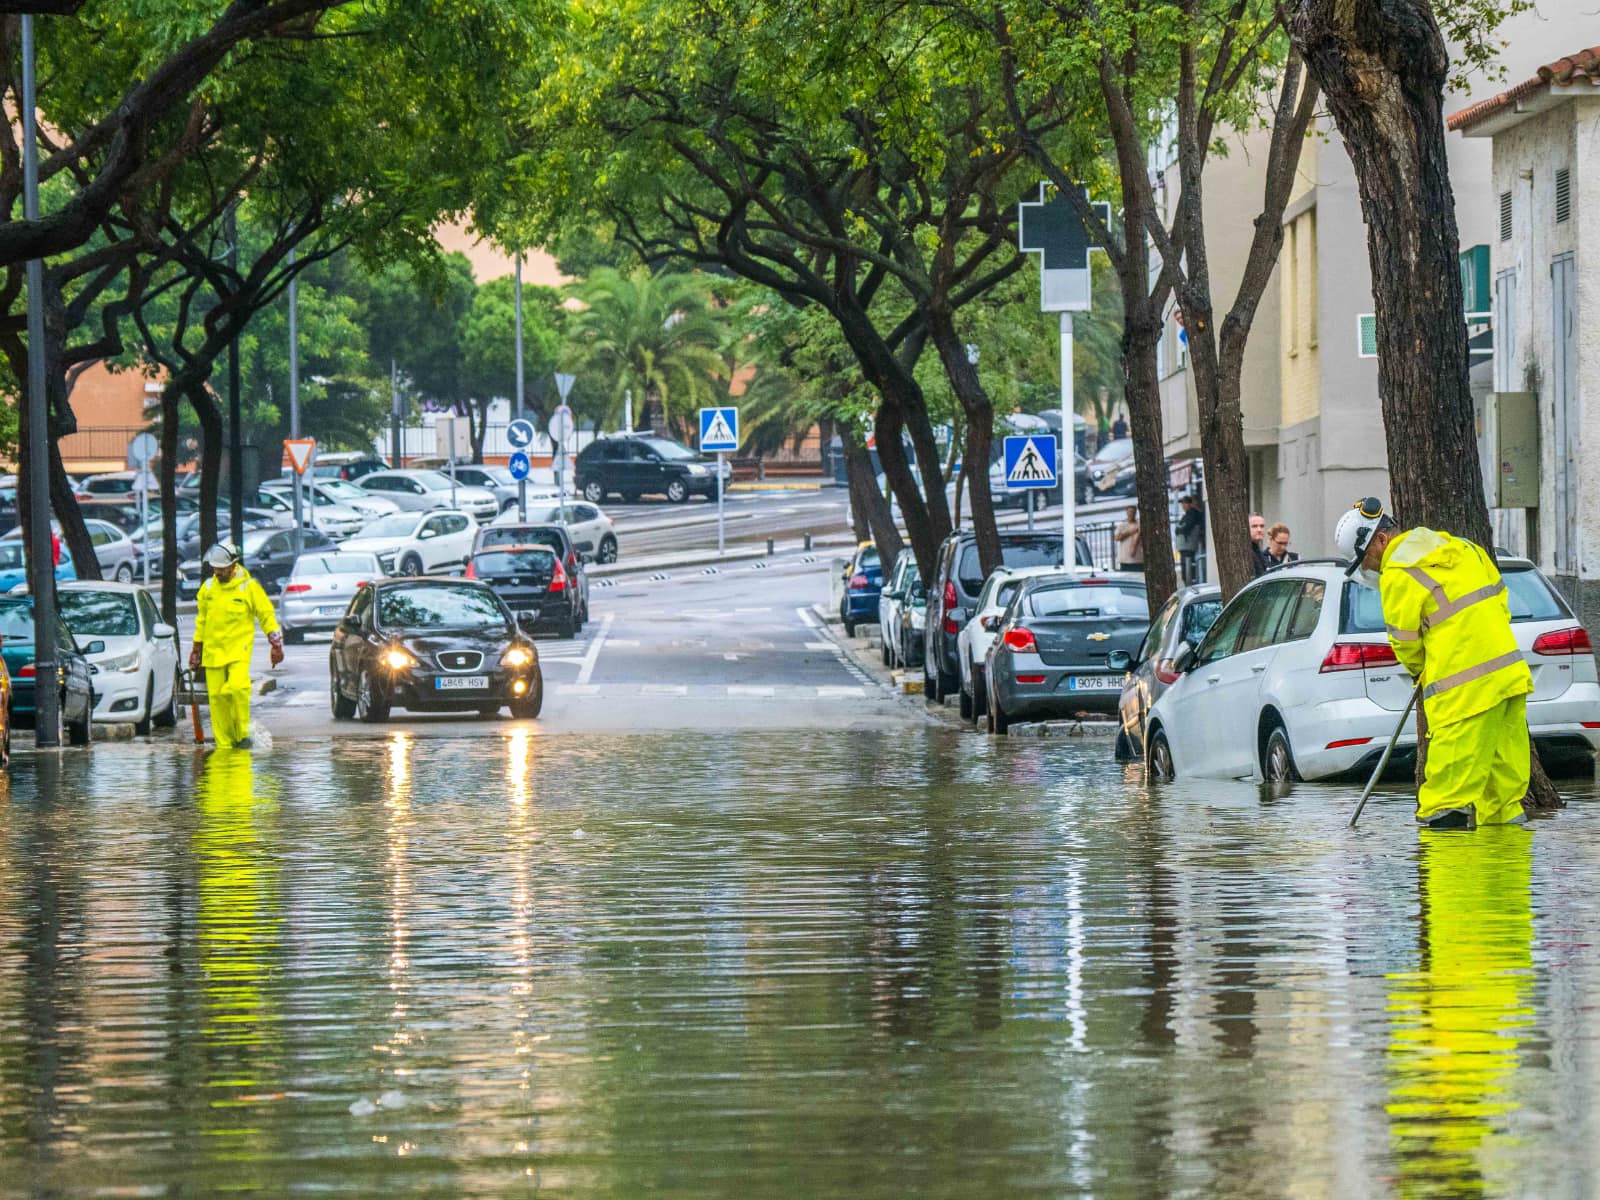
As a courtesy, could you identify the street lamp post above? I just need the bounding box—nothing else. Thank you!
[226,203,243,545]
[20,13,58,747]
[288,246,303,556]
[515,254,526,522]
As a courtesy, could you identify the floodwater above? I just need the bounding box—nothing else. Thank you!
[0,731,1597,1197]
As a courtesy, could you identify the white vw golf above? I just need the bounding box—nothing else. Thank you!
[57,581,181,734]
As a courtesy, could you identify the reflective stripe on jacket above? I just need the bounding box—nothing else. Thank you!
[194,567,280,668]
[1379,528,1532,727]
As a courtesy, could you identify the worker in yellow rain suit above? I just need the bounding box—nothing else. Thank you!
[190,541,283,750]
[1336,498,1534,829]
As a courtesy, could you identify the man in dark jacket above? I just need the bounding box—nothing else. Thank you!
[1176,494,1205,584]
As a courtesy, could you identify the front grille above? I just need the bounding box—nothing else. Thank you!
[436,650,484,672]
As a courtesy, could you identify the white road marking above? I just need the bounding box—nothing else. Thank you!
[722,653,744,661]
[734,607,772,614]
[804,641,834,651]
[641,684,688,696]
[727,686,775,697]
[576,613,614,685]
[796,606,820,629]
[817,686,870,697]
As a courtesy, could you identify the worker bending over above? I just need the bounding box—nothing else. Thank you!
[1336,498,1534,829]
[190,541,284,750]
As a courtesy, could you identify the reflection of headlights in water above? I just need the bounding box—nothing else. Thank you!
[387,730,412,794]
[507,727,532,809]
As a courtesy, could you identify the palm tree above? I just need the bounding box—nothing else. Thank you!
[565,267,726,436]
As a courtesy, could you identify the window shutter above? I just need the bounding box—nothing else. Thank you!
[1556,168,1572,224]
[1499,191,1513,241]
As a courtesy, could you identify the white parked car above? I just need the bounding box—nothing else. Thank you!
[878,549,917,668]
[1143,558,1600,784]
[357,469,498,521]
[443,464,521,512]
[2,518,138,581]
[252,485,366,539]
[279,551,383,642]
[266,476,401,521]
[956,565,1077,724]
[57,581,180,734]
[493,500,618,563]
[341,510,478,577]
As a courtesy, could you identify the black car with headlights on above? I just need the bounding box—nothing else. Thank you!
[328,578,543,723]
[465,544,579,639]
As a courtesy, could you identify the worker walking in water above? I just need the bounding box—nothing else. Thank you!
[1335,498,1534,829]
[189,541,284,750]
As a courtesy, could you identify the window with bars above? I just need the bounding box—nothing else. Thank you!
[1556,168,1571,224]
[1499,191,1513,241]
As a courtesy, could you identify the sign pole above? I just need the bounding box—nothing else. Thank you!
[1061,311,1076,564]
[515,255,526,522]
[289,246,304,557]
[717,451,726,556]
[139,485,149,585]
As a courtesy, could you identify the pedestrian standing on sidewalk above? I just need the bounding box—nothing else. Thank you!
[189,541,283,751]
[1263,523,1299,570]
[1111,413,1128,440]
[1115,506,1143,572]
[1249,513,1269,576]
[1176,494,1205,584]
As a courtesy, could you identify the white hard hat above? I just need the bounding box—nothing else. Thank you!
[205,540,242,570]
[1333,497,1394,576]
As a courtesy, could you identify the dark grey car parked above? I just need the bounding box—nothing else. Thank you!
[1110,583,1222,761]
[984,575,1151,735]
[923,529,1093,703]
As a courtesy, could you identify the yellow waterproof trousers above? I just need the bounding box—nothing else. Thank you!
[206,660,253,749]
[1417,695,1529,825]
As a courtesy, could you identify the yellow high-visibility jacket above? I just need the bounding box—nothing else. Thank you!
[194,567,280,668]
[1379,528,1532,728]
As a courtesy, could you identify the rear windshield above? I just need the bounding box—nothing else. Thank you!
[0,602,32,639]
[480,526,566,551]
[58,590,139,637]
[857,548,880,571]
[293,554,379,577]
[377,585,508,631]
[1183,599,1223,641]
[957,538,1065,593]
[1027,582,1147,618]
[473,549,557,575]
[1341,568,1568,633]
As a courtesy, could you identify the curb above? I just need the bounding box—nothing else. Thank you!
[728,481,829,492]
[589,545,770,578]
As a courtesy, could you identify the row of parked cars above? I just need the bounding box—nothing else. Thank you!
[847,533,1600,783]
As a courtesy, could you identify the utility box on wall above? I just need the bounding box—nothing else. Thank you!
[1489,391,1539,508]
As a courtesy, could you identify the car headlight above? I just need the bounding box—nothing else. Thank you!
[502,645,534,668]
[99,650,141,673]
[685,464,708,476]
[381,647,416,671]
[1090,468,1104,481]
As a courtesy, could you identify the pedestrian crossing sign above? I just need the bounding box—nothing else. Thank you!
[699,407,739,452]
[1002,434,1058,489]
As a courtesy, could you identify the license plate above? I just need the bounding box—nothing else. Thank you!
[435,675,489,691]
[317,605,345,616]
[1066,675,1123,692]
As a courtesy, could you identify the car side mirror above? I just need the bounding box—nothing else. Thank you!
[948,608,968,625]
[516,609,540,633]
[1107,649,1133,671]
[419,528,437,539]
[339,616,360,634]
[80,639,105,656]
[979,614,1001,633]
[881,589,902,601]
[153,623,176,640]
[581,553,595,565]
[1172,641,1196,675]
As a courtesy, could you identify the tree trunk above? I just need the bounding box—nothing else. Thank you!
[1291,0,1561,810]
[841,423,903,573]
[1118,250,1179,612]
[873,402,942,582]
[160,381,181,624]
[927,307,1002,577]
[1182,307,1255,600]
[189,381,225,564]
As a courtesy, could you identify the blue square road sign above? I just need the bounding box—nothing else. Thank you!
[1002,434,1058,489]
[699,407,740,453]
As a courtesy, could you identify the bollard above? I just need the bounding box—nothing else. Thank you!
[767,537,775,556]
[804,532,813,552]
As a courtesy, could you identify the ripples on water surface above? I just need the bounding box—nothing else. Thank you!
[0,732,1594,1196]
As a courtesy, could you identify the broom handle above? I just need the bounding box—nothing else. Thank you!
[1349,687,1419,828]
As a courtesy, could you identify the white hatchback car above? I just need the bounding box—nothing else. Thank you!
[956,565,1081,724]
[341,511,478,577]
[495,501,618,564]
[1143,559,1600,783]
[57,581,180,733]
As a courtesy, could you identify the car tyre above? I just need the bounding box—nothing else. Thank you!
[135,677,154,736]
[1148,728,1176,782]
[510,673,543,720]
[1114,729,1137,762]
[153,669,179,729]
[881,638,892,667]
[115,561,134,583]
[330,663,356,719]
[557,613,576,640]
[400,553,423,577]
[666,479,689,504]
[597,535,618,564]
[971,671,987,727]
[66,693,92,746]
[355,668,390,723]
[1264,723,1303,784]
[986,680,1010,736]
[958,679,973,720]
[583,480,605,504]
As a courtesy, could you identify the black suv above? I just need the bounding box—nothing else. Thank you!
[576,434,728,504]
[923,530,1093,702]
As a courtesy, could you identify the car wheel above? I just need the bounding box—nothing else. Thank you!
[67,693,92,746]
[1148,728,1176,782]
[986,680,1009,735]
[881,638,891,667]
[924,655,939,704]
[153,669,179,729]
[666,479,689,504]
[1264,724,1303,784]
[510,672,543,720]
[330,662,356,719]
[583,481,605,504]
[399,554,423,577]
[355,668,390,723]
[958,677,973,720]
[1114,729,1137,762]
[557,613,576,640]
[115,561,134,583]
[597,535,618,564]
[134,677,154,736]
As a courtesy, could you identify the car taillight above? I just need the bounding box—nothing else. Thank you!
[1319,642,1398,672]
[1532,626,1592,656]
[549,561,568,593]
[567,552,579,574]
[848,573,869,591]
[284,583,311,594]
[1015,674,1047,685]
[17,664,33,678]
[1155,660,1181,686]
[943,581,957,611]
[1003,628,1037,653]
[1326,736,1374,749]
[464,560,476,579]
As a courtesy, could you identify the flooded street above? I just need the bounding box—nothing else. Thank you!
[0,732,1596,1196]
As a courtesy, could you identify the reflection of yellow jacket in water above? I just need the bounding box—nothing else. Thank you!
[1387,830,1533,1190]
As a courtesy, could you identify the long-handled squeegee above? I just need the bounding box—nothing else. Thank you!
[1349,687,1420,828]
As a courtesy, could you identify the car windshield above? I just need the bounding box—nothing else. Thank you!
[411,471,456,491]
[858,548,880,571]
[474,467,513,485]
[523,506,563,523]
[58,590,139,636]
[957,539,1065,593]
[0,600,33,639]
[473,549,557,574]
[358,515,420,539]
[1027,581,1147,618]
[481,526,565,551]
[1090,437,1133,463]
[640,437,698,461]
[319,480,369,501]
[1342,568,1568,632]
[293,554,380,577]
[377,584,507,630]
[0,543,25,569]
